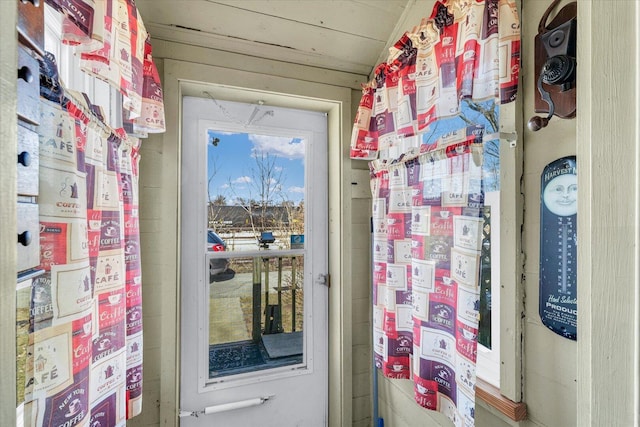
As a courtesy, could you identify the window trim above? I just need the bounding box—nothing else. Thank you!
[467,99,525,416]
[476,190,502,388]
[495,99,525,403]
[476,378,527,422]
[473,100,526,420]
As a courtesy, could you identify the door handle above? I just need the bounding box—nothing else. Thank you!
[179,396,273,417]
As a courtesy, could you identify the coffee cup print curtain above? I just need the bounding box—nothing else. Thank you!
[21,93,143,426]
[358,1,520,426]
[350,0,520,162]
[47,0,166,133]
[371,129,485,426]
[19,3,160,418]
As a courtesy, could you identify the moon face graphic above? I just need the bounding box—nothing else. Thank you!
[543,174,577,216]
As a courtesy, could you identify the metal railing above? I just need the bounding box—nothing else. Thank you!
[251,255,303,339]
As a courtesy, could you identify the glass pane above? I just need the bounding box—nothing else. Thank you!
[478,206,492,349]
[206,131,305,253]
[410,100,499,359]
[205,129,307,379]
[208,255,304,379]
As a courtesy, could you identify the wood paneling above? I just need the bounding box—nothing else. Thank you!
[209,0,408,40]
[576,2,640,426]
[136,0,411,75]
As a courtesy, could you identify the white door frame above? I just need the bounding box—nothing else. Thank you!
[157,59,355,426]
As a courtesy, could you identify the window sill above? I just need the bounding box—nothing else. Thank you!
[476,377,527,422]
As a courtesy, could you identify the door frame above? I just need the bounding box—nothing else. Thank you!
[157,59,354,426]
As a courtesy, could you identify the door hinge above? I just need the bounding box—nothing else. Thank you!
[317,273,330,288]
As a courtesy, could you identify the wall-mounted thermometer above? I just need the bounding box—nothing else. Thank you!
[539,156,577,340]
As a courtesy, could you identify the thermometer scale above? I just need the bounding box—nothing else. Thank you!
[557,217,575,295]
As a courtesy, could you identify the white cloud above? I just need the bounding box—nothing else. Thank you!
[233,176,252,184]
[288,186,305,194]
[249,135,306,159]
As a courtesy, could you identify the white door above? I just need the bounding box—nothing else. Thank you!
[179,96,328,426]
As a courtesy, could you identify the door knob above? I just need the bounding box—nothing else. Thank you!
[18,230,32,246]
[18,66,33,83]
[18,151,31,167]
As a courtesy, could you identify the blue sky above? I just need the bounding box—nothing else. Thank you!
[206,130,306,205]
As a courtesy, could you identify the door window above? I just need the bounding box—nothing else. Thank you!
[204,129,308,380]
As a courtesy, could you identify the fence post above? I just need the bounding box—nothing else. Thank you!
[291,256,296,332]
[263,258,270,331]
[252,257,262,341]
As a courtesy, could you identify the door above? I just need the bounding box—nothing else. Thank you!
[180,95,328,426]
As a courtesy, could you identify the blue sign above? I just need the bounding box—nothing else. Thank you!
[290,234,304,249]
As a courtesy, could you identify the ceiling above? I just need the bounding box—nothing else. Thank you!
[135,0,414,79]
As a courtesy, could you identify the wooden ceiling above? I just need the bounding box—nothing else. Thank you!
[135,0,413,78]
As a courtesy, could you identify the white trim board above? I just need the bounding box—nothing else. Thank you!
[154,58,354,426]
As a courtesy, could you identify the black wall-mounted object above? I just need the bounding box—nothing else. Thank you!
[528,1,577,132]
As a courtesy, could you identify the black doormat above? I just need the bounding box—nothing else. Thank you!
[209,341,266,376]
[209,339,304,378]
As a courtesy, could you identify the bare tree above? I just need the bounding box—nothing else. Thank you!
[228,151,289,241]
[213,195,227,205]
[252,151,284,228]
[274,199,304,248]
[459,98,498,133]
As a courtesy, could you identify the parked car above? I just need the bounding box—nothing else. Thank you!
[207,230,234,281]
